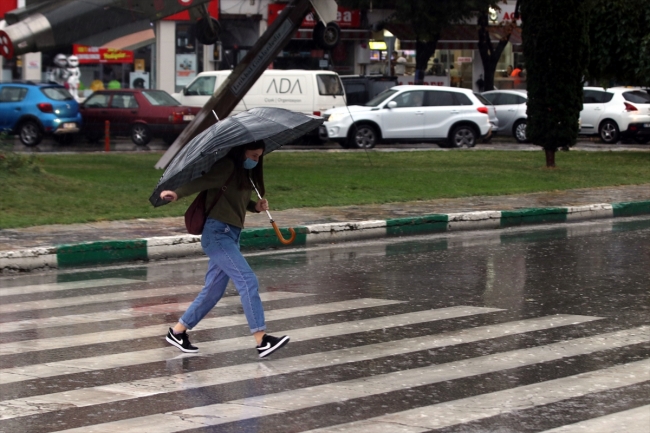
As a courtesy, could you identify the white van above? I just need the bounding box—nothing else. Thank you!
[172,69,346,117]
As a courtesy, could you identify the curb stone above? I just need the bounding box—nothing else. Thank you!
[1,201,649,272]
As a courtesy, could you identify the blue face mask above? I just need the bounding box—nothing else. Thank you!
[243,158,258,170]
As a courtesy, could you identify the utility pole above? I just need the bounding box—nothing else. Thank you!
[155,0,331,169]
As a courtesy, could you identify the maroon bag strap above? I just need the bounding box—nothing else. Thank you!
[204,170,236,216]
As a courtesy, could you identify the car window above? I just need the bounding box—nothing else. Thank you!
[623,91,650,104]
[186,76,215,96]
[84,93,110,108]
[317,74,344,96]
[42,87,74,101]
[110,93,138,109]
[584,90,613,104]
[365,89,397,107]
[392,91,425,108]
[425,91,455,107]
[497,93,524,105]
[0,86,28,102]
[454,93,473,106]
[142,90,181,106]
[482,93,499,104]
[474,93,492,105]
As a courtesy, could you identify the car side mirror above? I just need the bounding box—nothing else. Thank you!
[387,101,397,109]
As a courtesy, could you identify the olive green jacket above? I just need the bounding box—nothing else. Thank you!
[174,158,258,228]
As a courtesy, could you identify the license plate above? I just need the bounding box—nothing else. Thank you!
[644,123,650,128]
[183,115,195,121]
[62,122,76,129]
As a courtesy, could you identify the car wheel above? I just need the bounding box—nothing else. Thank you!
[313,21,341,50]
[513,120,528,143]
[131,124,152,146]
[599,120,620,144]
[349,124,377,149]
[633,136,650,144]
[449,125,477,148]
[18,120,43,147]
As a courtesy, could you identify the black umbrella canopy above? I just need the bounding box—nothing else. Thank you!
[149,107,323,207]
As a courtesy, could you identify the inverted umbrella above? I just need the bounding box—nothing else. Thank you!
[149,107,323,207]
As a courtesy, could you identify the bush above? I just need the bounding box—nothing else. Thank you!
[0,131,43,174]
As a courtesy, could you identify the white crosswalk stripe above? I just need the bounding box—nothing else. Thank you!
[0,314,599,420]
[303,360,650,433]
[0,298,400,355]
[0,306,497,384]
[0,277,647,433]
[0,278,141,297]
[49,327,650,433]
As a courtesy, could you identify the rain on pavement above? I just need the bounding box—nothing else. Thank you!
[0,217,648,432]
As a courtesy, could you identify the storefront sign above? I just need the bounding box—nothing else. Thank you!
[268,4,360,28]
[176,53,197,87]
[73,45,134,64]
[457,57,473,63]
[164,0,218,21]
[0,1,18,19]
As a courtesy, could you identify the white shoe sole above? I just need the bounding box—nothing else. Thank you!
[258,336,290,358]
[166,335,199,353]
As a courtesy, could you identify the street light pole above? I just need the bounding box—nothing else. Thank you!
[155,0,317,169]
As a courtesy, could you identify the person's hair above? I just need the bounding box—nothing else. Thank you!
[227,141,265,196]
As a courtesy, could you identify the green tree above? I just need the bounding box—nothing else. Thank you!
[586,0,650,86]
[521,0,589,167]
[338,0,496,83]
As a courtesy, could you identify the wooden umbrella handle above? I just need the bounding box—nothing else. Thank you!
[271,220,296,245]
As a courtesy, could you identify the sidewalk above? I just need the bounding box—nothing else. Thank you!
[1,184,649,272]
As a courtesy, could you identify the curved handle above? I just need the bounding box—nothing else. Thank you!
[271,221,296,245]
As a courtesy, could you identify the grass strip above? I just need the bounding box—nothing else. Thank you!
[1,150,649,228]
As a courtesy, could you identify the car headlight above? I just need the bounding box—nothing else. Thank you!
[326,112,349,123]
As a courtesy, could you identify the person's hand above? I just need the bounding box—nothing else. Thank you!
[255,199,269,212]
[160,191,178,202]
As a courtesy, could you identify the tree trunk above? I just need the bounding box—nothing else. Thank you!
[477,11,512,92]
[414,37,439,85]
[545,149,556,167]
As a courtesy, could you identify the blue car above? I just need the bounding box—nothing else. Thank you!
[0,81,82,146]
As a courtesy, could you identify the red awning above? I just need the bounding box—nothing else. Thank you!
[385,23,522,50]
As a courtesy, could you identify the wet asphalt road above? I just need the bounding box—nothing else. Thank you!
[0,218,648,432]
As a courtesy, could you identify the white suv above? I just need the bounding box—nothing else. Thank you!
[322,85,492,149]
[580,87,650,144]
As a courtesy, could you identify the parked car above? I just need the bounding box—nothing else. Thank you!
[79,89,199,146]
[473,92,499,141]
[580,87,650,144]
[0,81,82,147]
[339,75,398,106]
[322,85,492,149]
[481,89,528,143]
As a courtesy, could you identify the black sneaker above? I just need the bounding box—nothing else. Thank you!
[166,328,199,353]
[256,334,290,359]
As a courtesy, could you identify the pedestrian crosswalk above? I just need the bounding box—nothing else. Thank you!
[0,277,648,433]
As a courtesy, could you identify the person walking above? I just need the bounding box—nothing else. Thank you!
[159,141,290,358]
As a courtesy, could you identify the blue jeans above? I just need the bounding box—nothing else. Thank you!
[179,218,266,334]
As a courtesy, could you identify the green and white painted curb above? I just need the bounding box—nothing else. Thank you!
[2,201,648,272]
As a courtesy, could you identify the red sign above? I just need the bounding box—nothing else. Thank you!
[268,4,361,28]
[0,0,18,19]
[73,44,134,64]
[164,0,219,21]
